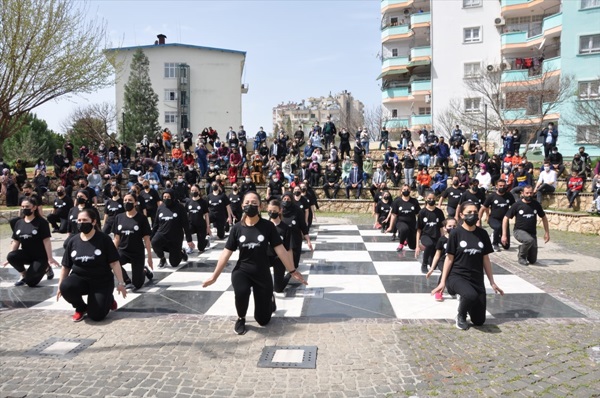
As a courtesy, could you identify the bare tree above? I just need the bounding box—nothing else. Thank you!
[337,102,365,135]
[363,105,384,141]
[434,98,462,139]
[561,78,600,150]
[0,0,115,157]
[61,102,117,145]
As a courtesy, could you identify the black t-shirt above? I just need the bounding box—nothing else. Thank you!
[441,186,464,209]
[139,188,161,211]
[282,204,309,249]
[185,198,209,226]
[113,212,152,255]
[12,216,51,259]
[104,198,124,217]
[505,199,545,236]
[152,203,192,242]
[435,235,449,265]
[447,226,493,286]
[375,200,392,220]
[458,189,486,209]
[268,220,291,256]
[391,197,421,226]
[62,231,120,282]
[417,207,446,240]
[295,196,311,214]
[225,219,283,274]
[207,192,230,217]
[483,192,515,220]
[228,193,242,214]
[268,181,284,197]
[53,196,74,219]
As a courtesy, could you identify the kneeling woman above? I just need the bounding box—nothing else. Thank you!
[202,191,307,335]
[431,202,504,330]
[58,209,127,322]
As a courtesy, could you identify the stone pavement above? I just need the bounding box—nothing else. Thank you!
[1,218,599,397]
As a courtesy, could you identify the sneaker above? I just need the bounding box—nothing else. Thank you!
[434,292,444,302]
[158,258,167,268]
[374,222,381,229]
[72,311,85,322]
[110,300,118,311]
[455,314,469,330]
[396,244,404,252]
[46,267,54,280]
[518,258,529,266]
[185,247,193,254]
[52,228,59,233]
[145,266,154,281]
[390,234,396,241]
[450,294,457,300]
[14,279,26,287]
[271,295,277,313]
[421,264,428,274]
[234,318,247,335]
[492,244,500,252]
[125,283,135,290]
[181,249,189,262]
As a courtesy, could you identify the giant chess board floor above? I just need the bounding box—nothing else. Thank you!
[0,224,585,320]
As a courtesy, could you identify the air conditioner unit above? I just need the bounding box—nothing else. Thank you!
[499,62,510,71]
[425,94,431,104]
[486,64,495,72]
[494,17,506,27]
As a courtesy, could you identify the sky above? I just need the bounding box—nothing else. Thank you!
[35,0,383,136]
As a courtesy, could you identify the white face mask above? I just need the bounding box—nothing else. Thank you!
[544,166,550,171]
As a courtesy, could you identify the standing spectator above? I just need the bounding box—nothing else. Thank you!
[53,149,66,177]
[512,129,522,154]
[534,161,557,206]
[401,128,412,150]
[195,143,209,177]
[64,140,74,163]
[566,170,584,209]
[435,137,450,171]
[402,150,416,188]
[362,155,373,185]
[294,125,305,148]
[338,128,351,160]
[539,122,558,159]
[322,116,337,150]
[378,126,389,150]
[237,125,247,148]
[360,128,370,155]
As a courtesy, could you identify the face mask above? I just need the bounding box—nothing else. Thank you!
[22,208,33,217]
[77,222,94,234]
[552,151,557,154]
[164,198,173,207]
[77,197,87,205]
[212,185,219,191]
[294,192,301,197]
[243,204,259,217]
[471,186,478,191]
[383,195,390,201]
[463,213,479,227]
[124,202,135,212]
[544,166,550,171]
[268,211,279,219]
[143,185,150,189]
[112,191,119,197]
[282,200,292,208]
[301,188,307,193]
[402,190,410,197]
[57,191,64,197]
[497,187,507,194]
[79,183,86,188]
[245,179,251,183]
[273,178,279,183]
[166,184,172,189]
[446,227,455,233]
[522,195,532,202]
[452,181,459,187]
[426,200,436,206]
[233,188,238,192]
[192,192,199,198]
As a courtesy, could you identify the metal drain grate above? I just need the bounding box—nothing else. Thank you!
[257,346,318,369]
[287,287,324,298]
[24,337,96,359]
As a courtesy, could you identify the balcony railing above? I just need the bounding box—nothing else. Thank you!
[381,0,413,9]
[501,56,561,83]
[503,102,555,120]
[410,12,431,25]
[412,114,432,125]
[410,46,431,59]
[501,0,535,7]
[381,24,410,41]
[382,87,411,100]
[384,118,411,129]
[411,80,431,92]
[501,13,562,46]
[382,56,410,69]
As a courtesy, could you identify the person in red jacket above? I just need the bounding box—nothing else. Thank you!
[566,170,584,209]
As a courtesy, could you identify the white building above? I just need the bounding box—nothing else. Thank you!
[105,34,247,138]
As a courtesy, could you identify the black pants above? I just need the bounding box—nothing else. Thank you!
[566,189,580,206]
[395,221,417,249]
[147,208,157,226]
[292,246,302,269]
[378,215,390,232]
[270,256,291,293]
[447,276,486,326]
[231,267,274,325]
[210,213,227,239]
[60,274,114,321]
[102,216,116,235]
[323,183,340,199]
[190,223,209,251]
[7,250,49,287]
[420,235,437,267]
[513,229,538,264]
[446,206,457,218]
[47,214,68,233]
[151,235,184,267]
[119,251,146,289]
[489,217,510,249]
[340,143,350,160]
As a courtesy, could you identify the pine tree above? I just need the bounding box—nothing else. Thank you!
[122,49,160,145]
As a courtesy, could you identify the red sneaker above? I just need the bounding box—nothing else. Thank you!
[72,311,85,322]
[110,300,118,311]
[434,292,444,302]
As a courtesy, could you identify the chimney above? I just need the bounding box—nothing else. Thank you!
[157,34,166,45]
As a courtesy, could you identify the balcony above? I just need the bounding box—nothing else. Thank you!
[501,0,560,14]
[501,56,561,84]
[411,79,431,93]
[410,12,431,26]
[382,86,411,101]
[381,24,412,43]
[384,118,410,129]
[382,56,410,70]
[381,0,413,12]
[412,114,432,126]
[503,102,559,123]
[501,13,562,51]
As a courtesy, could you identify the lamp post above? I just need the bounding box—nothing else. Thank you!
[121,108,126,140]
[484,104,488,151]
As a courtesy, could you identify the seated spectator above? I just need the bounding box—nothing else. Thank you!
[500,166,515,191]
[87,169,103,196]
[309,158,321,187]
[571,153,589,183]
[182,151,195,168]
[547,147,565,177]
[171,146,183,168]
[217,144,230,167]
[109,158,123,184]
[228,164,238,185]
[430,167,448,195]
[475,164,492,191]
[534,160,558,206]
[251,157,264,184]
[162,128,173,150]
[566,170,584,209]
[416,167,432,199]
[345,161,363,199]
[577,146,592,178]
[33,170,49,200]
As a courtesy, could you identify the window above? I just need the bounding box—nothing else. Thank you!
[463,0,481,8]
[164,112,177,124]
[580,34,600,54]
[463,27,481,43]
[391,109,398,118]
[576,126,600,144]
[180,91,188,106]
[464,62,481,78]
[390,17,399,26]
[581,0,600,9]
[579,81,600,99]
[418,107,431,115]
[391,48,398,57]
[164,90,177,101]
[164,63,177,78]
[464,98,481,113]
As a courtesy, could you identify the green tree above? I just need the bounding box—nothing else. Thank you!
[3,114,63,165]
[0,0,114,158]
[122,49,160,144]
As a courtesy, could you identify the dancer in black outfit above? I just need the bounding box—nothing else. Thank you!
[152,189,195,268]
[479,179,515,251]
[102,188,124,234]
[206,182,233,239]
[4,196,60,286]
[266,200,293,293]
[113,193,154,290]
[228,184,243,224]
[281,192,313,270]
[415,191,445,274]
[47,186,73,233]
[139,181,161,225]
[58,208,127,322]
[386,184,420,251]
[432,202,504,330]
[185,184,211,253]
[202,192,307,335]
[64,190,101,249]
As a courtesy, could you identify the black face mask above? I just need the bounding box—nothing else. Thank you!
[383,196,390,201]
[79,183,86,188]
[471,186,479,192]
[268,211,279,219]
[402,190,410,197]
[77,222,94,234]
[243,204,259,217]
[301,188,307,193]
[452,182,459,187]
[497,187,507,194]
[522,196,532,202]
[124,202,135,212]
[282,200,292,208]
[22,208,33,217]
[192,192,199,198]
[57,191,65,197]
[463,213,479,227]
[112,191,119,197]
[212,186,219,192]
[143,185,150,190]
[77,197,87,205]
[426,200,436,206]
[164,198,173,207]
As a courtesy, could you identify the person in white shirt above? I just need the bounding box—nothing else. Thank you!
[475,163,492,191]
[534,160,557,205]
